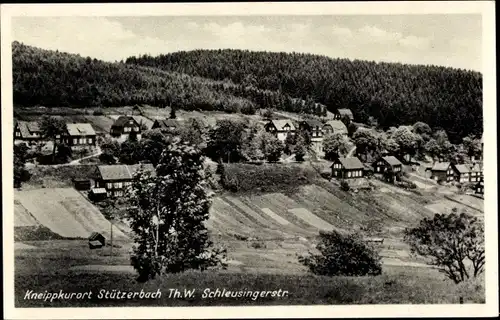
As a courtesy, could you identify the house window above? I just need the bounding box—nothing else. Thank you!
[129,120,134,124]
[124,127,131,132]
[106,182,113,189]
[88,138,93,144]
[79,138,85,144]
[134,127,139,132]
[73,138,78,144]
[15,131,21,137]
[114,182,123,189]
[347,171,352,178]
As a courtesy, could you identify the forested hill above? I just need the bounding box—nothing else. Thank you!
[12,42,325,116]
[126,49,483,142]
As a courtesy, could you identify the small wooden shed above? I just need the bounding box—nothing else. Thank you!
[73,178,91,191]
[89,232,106,249]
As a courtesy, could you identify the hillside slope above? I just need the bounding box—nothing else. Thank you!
[126,49,483,142]
[12,42,323,116]
[14,188,128,240]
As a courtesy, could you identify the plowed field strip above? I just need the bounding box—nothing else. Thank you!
[288,208,337,232]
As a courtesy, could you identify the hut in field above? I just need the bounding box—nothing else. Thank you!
[88,232,106,249]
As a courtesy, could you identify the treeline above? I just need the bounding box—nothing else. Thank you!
[126,49,483,143]
[12,42,325,116]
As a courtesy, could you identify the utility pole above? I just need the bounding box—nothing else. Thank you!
[110,219,113,256]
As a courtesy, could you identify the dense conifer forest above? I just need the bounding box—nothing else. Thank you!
[126,49,483,142]
[13,42,482,142]
[12,41,326,116]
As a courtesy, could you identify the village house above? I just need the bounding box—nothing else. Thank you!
[151,118,179,134]
[95,163,155,197]
[299,119,324,154]
[61,123,97,147]
[451,163,471,183]
[333,108,354,121]
[475,176,484,195]
[427,162,454,182]
[322,120,348,136]
[372,156,403,182]
[264,119,296,142]
[14,120,43,143]
[110,116,142,142]
[331,157,364,179]
[469,162,483,182]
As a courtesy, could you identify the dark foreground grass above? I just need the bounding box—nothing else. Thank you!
[15,266,484,307]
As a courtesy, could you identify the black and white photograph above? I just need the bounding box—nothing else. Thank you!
[2,2,497,319]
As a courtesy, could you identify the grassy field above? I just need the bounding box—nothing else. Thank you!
[14,240,485,307]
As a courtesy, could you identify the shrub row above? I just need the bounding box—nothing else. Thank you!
[220,163,318,193]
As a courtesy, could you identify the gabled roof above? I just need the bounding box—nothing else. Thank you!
[470,162,483,172]
[324,120,347,132]
[453,164,470,174]
[301,119,323,128]
[98,163,156,181]
[332,157,364,170]
[66,123,96,136]
[268,119,296,131]
[337,108,354,119]
[111,116,138,128]
[153,119,179,131]
[431,162,451,171]
[16,121,41,138]
[98,165,132,180]
[89,232,105,241]
[380,156,402,167]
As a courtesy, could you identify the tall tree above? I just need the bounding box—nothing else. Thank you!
[404,211,485,284]
[14,143,31,188]
[323,133,351,160]
[127,140,227,281]
[261,132,284,163]
[206,119,247,163]
[39,116,66,163]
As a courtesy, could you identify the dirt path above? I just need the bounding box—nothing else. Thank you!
[69,146,102,165]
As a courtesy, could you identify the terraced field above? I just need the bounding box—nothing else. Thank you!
[14,188,128,240]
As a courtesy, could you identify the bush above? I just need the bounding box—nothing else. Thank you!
[340,180,350,192]
[220,163,318,193]
[396,178,417,189]
[250,241,266,249]
[299,231,382,276]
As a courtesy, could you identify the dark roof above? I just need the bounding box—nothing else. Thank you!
[381,156,402,167]
[332,157,364,170]
[153,119,179,130]
[112,116,137,128]
[301,119,323,128]
[89,232,105,241]
[431,162,451,171]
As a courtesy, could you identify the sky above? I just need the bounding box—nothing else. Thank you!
[12,15,482,71]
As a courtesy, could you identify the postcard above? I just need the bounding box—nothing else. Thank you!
[2,1,497,319]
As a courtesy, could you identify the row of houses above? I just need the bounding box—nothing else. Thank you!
[331,155,403,180]
[14,120,98,146]
[427,162,483,183]
[264,118,350,154]
[331,155,484,194]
